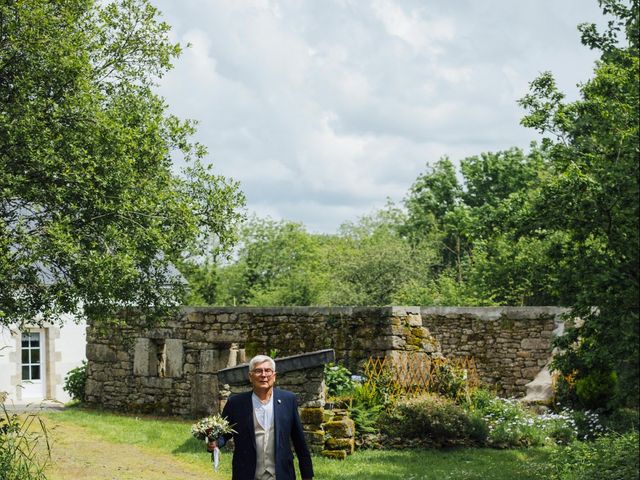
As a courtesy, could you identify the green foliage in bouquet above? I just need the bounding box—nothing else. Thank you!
[191,414,235,441]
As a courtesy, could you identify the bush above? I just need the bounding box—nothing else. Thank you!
[431,360,471,403]
[63,361,87,402]
[479,397,546,447]
[575,370,619,411]
[569,409,605,441]
[324,362,356,399]
[0,405,50,480]
[381,393,488,447]
[472,394,580,448]
[601,408,639,434]
[541,431,639,480]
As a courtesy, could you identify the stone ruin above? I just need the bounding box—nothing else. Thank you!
[84,306,570,418]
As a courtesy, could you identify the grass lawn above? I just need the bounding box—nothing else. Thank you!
[39,407,550,480]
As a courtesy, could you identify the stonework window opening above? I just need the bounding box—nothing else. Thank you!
[153,339,167,378]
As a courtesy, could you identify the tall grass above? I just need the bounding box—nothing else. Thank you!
[0,404,50,480]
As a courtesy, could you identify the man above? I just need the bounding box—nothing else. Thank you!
[209,354,314,480]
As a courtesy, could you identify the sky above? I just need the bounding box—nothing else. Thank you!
[151,0,606,234]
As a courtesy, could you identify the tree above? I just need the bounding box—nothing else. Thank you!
[0,0,245,329]
[193,217,330,306]
[325,209,438,306]
[518,0,639,406]
[402,146,559,304]
[402,157,471,281]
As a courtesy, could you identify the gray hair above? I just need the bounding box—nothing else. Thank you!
[249,354,276,372]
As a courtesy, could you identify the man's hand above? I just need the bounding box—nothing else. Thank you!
[206,439,218,452]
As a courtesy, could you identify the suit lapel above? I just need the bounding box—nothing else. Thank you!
[273,388,281,452]
[242,391,257,449]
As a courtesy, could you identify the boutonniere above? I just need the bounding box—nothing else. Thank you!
[277,399,282,404]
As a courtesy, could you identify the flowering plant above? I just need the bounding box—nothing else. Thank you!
[191,414,235,472]
[191,414,235,441]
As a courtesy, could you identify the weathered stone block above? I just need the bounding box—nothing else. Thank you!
[321,449,347,460]
[87,343,117,363]
[133,338,152,376]
[303,430,325,445]
[325,437,355,453]
[165,339,183,378]
[520,338,550,350]
[324,418,355,438]
[300,407,324,426]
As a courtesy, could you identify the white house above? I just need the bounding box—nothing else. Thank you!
[0,315,86,405]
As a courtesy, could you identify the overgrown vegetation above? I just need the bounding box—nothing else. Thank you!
[381,394,488,447]
[63,361,87,402]
[324,357,638,462]
[539,431,639,480]
[0,404,50,480]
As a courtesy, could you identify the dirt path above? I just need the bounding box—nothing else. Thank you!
[43,420,228,480]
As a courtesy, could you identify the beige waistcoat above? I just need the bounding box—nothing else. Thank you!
[253,408,276,479]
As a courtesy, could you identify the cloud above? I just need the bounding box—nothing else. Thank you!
[153,0,604,233]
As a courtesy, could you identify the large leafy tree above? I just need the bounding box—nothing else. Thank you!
[518,0,639,406]
[230,217,328,306]
[184,210,439,307]
[402,147,558,304]
[0,0,245,328]
[326,209,437,306]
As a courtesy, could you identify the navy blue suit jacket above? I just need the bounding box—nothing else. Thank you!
[218,388,314,480]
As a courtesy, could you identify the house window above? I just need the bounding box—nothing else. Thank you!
[21,332,41,381]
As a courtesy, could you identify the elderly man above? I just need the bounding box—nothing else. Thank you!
[210,354,314,480]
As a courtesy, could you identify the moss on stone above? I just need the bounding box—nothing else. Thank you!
[300,407,324,425]
[321,449,347,460]
[244,339,263,358]
[323,418,355,438]
[325,437,355,453]
[303,430,325,444]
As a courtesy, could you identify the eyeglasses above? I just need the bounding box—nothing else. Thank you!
[251,368,275,376]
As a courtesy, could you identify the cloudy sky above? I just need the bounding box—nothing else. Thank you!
[151,0,605,234]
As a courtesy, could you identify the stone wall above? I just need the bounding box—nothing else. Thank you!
[421,306,568,396]
[84,306,439,416]
[84,306,569,414]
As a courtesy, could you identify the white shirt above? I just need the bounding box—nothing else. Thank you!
[252,392,274,431]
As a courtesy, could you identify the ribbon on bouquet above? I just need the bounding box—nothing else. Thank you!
[212,446,220,471]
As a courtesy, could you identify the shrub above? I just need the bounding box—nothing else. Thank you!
[381,393,488,447]
[569,409,605,441]
[541,431,639,480]
[601,408,639,434]
[63,361,87,402]
[473,395,580,448]
[575,370,619,411]
[324,363,355,398]
[431,360,471,403]
[481,399,546,448]
[0,405,50,480]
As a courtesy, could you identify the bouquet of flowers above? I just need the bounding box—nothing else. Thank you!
[191,414,235,471]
